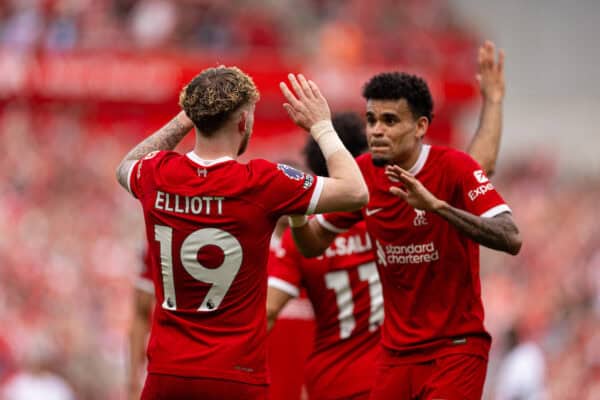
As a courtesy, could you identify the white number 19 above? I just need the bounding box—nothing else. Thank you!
[154,225,243,312]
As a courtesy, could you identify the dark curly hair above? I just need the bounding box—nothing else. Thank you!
[304,112,368,177]
[362,72,434,122]
[179,66,260,136]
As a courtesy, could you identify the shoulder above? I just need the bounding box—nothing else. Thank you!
[138,150,180,171]
[247,158,274,170]
[248,158,309,181]
[133,150,172,180]
[430,146,481,175]
[434,146,477,165]
[144,150,178,162]
[431,146,494,192]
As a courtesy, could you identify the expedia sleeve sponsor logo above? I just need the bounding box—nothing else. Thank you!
[376,240,439,265]
[468,182,495,201]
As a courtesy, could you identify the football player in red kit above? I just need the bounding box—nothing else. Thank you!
[116,67,368,399]
[289,42,521,400]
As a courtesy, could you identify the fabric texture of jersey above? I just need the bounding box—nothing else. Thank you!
[318,145,511,363]
[127,150,321,384]
[268,221,381,399]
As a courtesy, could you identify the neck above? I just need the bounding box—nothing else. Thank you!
[193,128,240,160]
[396,142,423,171]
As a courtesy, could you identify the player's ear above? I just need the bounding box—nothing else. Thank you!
[238,111,248,134]
[415,116,428,139]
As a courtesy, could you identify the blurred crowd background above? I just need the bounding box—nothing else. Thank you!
[0,0,598,399]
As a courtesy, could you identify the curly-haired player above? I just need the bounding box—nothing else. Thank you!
[289,41,522,400]
[116,66,368,399]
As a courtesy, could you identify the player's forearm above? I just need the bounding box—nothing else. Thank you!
[312,120,369,211]
[123,111,193,162]
[434,202,521,255]
[467,98,503,176]
[116,111,194,190]
[291,219,332,257]
[325,150,369,208]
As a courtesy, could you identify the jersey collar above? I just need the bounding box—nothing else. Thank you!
[407,144,431,176]
[186,151,234,166]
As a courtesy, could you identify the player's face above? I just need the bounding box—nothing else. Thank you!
[365,99,428,167]
[237,102,256,156]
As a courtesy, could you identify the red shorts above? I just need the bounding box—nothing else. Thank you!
[141,373,269,400]
[369,351,487,400]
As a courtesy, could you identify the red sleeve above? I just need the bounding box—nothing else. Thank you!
[127,150,164,199]
[316,210,363,233]
[450,151,511,218]
[250,160,323,217]
[267,229,302,297]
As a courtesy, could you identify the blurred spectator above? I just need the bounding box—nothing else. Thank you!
[494,328,546,400]
[129,0,176,49]
[0,0,477,71]
[1,335,76,400]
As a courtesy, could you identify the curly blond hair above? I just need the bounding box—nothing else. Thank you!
[179,66,260,136]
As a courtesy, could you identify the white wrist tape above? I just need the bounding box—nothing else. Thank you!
[310,120,345,159]
[288,215,308,228]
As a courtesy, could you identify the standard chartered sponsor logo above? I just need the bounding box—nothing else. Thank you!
[468,182,494,201]
[375,240,388,267]
[375,240,439,265]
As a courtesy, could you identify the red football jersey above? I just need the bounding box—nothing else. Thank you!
[126,150,322,384]
[268,221,382,398]
[319,145,511,362]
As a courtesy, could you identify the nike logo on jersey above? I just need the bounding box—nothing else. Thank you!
[365,208,383,216]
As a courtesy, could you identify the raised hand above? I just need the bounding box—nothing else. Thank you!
[477,40,505,103]
[280,74,331,132]
[385,165,445,212]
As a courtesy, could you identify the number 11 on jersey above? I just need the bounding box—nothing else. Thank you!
[325,262,384,339]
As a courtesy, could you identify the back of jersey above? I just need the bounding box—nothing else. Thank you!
[127,150,322,385]
[269,222,382,398]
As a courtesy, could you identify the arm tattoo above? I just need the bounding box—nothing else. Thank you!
[116,112,193,191]
[123,116,190,162]
[435,205,521,254]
